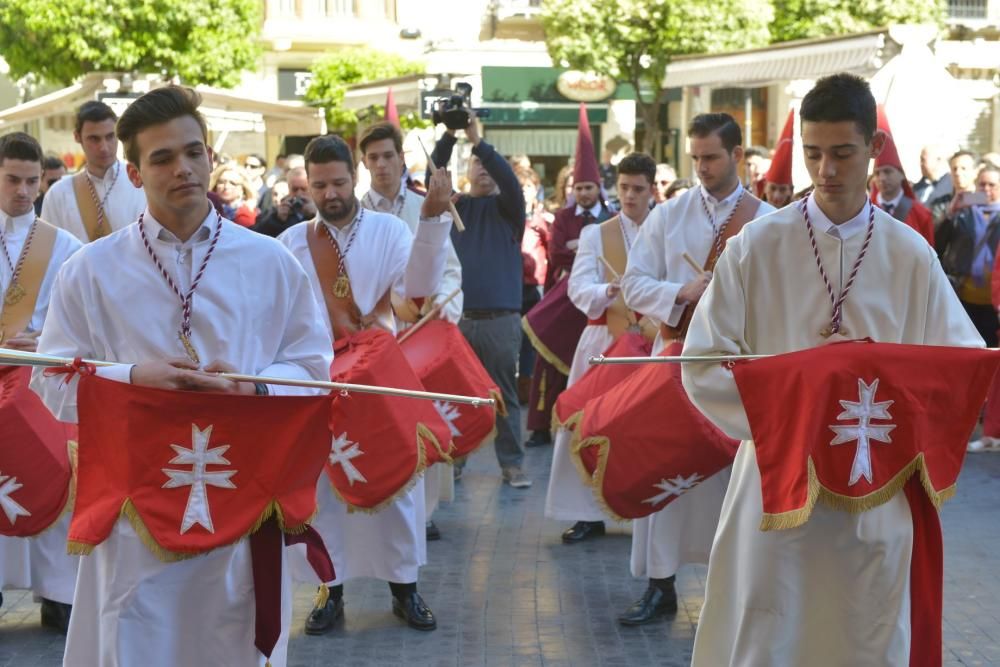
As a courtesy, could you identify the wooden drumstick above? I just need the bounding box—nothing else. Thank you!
[682,252,709,277]
[419,138,465,232]
[397,286,463,344]
[597,256,637,326]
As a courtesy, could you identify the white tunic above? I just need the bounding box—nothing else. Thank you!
[0,210,82,602]
[279,207,451,585]
[621,184,774,580]
[681,198,983,666]
[544,216,639,522]
[363,187,462,518]
[31,208,332,667]
[41,161,147,243]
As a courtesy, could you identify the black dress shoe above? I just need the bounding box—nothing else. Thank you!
[392,591,437,631]
[618,582,678,626]
[525,429,552,447]
[426,520,441,541]
[561,520,606,543]
[304,592,344,635]
[39,598,72,634]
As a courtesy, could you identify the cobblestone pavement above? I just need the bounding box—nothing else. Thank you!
[2,443,1000,666]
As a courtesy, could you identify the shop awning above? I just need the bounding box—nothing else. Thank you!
[663,30,892,88]
[0,76,101,128]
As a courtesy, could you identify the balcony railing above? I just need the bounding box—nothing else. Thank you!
[947,0,989,19]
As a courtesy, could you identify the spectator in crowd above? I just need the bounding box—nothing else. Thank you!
[430,111,529,488]
[546,165,574,213]
[252,166,315,237]
[517,166,551,404]
[34,155,67,215]
[931,150,978,229]
[209,164,257,227]
[265,153,287,188]
[243,153,267,199]
[665,178,693,200]
[938,164,1000,347]
[653,163,676,205]
[743,145,770,198]
[983,153,1000,170]
[913,144,952,205]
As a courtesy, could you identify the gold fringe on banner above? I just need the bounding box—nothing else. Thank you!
[333,429,428,516]
[521,316,571,376]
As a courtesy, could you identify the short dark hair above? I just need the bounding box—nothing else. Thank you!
[42,155,65,171]
[800,73,877,142]
[950,150,977,165]
[0,132,44,166]
[687,113,742,153]
[616,152,657,185]
[245,153,266,168]
[665,178,694,199]
[116,86,208,166]
[74,100,117,135]
[359,122,403,156]
[744,145,768,159]
[304,134,355,174]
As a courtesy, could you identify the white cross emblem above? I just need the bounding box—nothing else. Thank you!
[162,425,237,534]
[641,473,703,507]
[829,378,896,486]
[330,433,367,486]
[433,400,462,438]
[0,473,31,525]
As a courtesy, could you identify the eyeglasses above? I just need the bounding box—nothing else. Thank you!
[244,162,262,169]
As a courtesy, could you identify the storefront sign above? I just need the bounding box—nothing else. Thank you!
[556,71,617,102]
[278,69,314,101]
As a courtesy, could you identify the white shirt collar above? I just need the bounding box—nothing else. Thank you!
[618,210,645,230]
[2,209,36,236]
[367,186,404,212]
[806,195,871,241]
[86,160,122,186]
[319,200,364,241]
[700,181,744,208]
[143,205,216,245]
[876,190,904,210]
[575,201,603,218]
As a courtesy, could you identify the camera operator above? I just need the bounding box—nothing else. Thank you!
[429,109,530,489]
[251,165,316,237]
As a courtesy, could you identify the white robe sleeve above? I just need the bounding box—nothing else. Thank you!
[568,224,614,319]
[680,235,753,441]
[622,205,685,324]
[256,255,334,396]
[433,238,464,323]
[399,214,452,299]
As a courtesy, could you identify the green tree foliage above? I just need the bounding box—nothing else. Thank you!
[0,0,261,88]
[770,0,945,42]
[541,0,772,154]
[305,48,426,136]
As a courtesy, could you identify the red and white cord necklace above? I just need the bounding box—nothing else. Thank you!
[322,203,364,299]
[84,162,120,237]
[138,210,223,364]
[1,217,38,307]
[800,194,874,337]
[699,187,746,268]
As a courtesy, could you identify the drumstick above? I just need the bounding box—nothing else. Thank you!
[418,138,465,232]
[397,286,463,345]
[597,257,637,326]
[682,252,709,277]
[1,347,494,407]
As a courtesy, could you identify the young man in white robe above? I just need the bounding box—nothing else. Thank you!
[0,132,83,632]
[619,114,774,625]
[41,101,146,243]
[358,121,463,543]
[682,73,983,666]
[31,86,333,667]
[545,152,656,543]
[279,133,453,634]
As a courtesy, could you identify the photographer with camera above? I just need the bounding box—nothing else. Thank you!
[429,99,530,489]
[251,165,316,237]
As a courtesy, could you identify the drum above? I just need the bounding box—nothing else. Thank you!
[552,331,652,432]
[0,365,73,537]
[572,342,739,520]
[399,319,503,459]
[522,277,588,375]
[328,329,454,511]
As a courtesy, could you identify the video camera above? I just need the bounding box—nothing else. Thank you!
[431,83,490,130]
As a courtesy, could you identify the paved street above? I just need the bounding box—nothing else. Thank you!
[2,442,1000,666]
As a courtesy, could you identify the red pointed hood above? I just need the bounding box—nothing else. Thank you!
[384,87,400,129]
[873,105,915,199]
[764,108,794,187]
[573,103,601,186]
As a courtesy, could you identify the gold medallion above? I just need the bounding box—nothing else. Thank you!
[178,330,201,365]
[4,282,25,307]
[820,326,849,338]
[333,274,351,299]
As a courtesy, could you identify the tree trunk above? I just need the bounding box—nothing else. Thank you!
[631,76,663,159]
